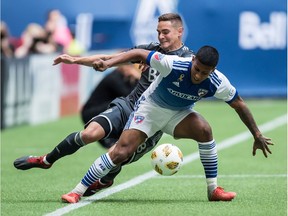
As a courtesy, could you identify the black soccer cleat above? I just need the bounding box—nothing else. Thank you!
[13,155,52,170]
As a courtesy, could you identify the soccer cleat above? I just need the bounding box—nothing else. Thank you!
[83,180,114,197]
[13,155,52,170]
[208,186,236,201]
[61,192,82,203]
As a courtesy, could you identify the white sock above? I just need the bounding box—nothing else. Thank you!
[71,182,88,196]
[207,177,217,192]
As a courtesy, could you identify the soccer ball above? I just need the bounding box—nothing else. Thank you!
[151,143,183,176]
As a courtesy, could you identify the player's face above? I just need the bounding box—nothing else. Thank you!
[191,56,215,84]
[157,21,183,52]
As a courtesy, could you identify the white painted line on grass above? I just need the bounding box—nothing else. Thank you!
[44,114,287,216]
[155,174,287,179]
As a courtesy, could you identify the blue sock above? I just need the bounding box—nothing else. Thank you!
[81,153,116,187]
[198,140,218,191]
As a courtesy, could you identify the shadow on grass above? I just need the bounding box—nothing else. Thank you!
[86,197,208,204]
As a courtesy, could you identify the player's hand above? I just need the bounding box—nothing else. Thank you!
[53,54,75,65]
[138,61,149,72]
[252,135,273,158]
[92,59,107,72]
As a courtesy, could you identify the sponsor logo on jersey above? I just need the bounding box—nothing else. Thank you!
[198,89,208,97]
[167,88,200,100]
[134,115,145,124]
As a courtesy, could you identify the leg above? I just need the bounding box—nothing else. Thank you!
[174,112,236,201]
[13,120,106,170]
[83,165,121,196]
[83,129,146,186]
[83,130,163,197]
[13,102,128,170]
[61,129,147,203]
[98,138,117,149]
[173,112,213,141]
[46,120,107,163]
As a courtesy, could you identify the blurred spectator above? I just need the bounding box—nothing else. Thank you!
[45,9,73,52]
[15,23,57,58]
[81,64,141,148]
[64,30,85,56]
[1,21,14,57]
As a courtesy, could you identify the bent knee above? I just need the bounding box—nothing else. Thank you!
[81,122,105,143]
[200,124,212,138]
[111,144,134,164]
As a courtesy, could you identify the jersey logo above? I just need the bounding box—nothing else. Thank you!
[99,163,106,171]
[134,115,145,124]
[103,108,113,114]
[154,53,165,61]
[198,89,208,97]
[229,88,236,97]
[172,74,185,87]
[167,88,199,100]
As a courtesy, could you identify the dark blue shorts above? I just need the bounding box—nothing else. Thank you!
[85,97,132,140]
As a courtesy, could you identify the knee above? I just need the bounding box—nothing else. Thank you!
[80,129,95,144]
[110,136,142,164]
[81,122,105,144]
[198,122,213,141]
[109,130,146,164]
[110,142,134,164]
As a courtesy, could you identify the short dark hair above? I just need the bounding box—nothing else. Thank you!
[158,13,183,27]
[196,46,219,67]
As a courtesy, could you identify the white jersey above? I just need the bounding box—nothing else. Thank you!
[126,51,239,138]
[142,51,238,110]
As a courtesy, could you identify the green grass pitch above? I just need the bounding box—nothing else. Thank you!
[1,99,287,216]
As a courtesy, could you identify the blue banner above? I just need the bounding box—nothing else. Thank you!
[2,0,286,97]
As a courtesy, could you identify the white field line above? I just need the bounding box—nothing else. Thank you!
[44,114,287,216]
[155,174,287,179]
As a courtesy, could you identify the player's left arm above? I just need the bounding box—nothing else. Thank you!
[229,96,274,158]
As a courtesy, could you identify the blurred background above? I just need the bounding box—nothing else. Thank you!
[1,0,287,129]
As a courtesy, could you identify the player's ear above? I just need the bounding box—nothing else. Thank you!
[192,56,195,63]
[178,26,183,35]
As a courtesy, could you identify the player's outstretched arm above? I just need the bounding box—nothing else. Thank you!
[229,96,274,158]
[92,49,150,72]
[52,53,121,67]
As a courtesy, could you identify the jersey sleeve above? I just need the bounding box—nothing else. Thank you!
[213,70,238,103]
[146,51,173,77]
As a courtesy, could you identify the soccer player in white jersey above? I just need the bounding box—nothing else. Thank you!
[61,45,273,203]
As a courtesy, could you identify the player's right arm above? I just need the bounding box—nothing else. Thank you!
[92,49,151,72]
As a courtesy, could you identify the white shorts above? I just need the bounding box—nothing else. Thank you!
[125,97,194,138]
